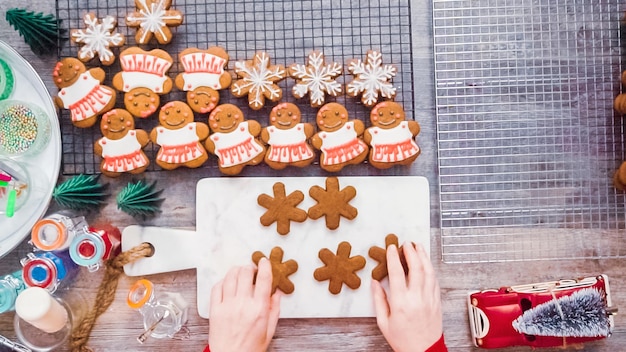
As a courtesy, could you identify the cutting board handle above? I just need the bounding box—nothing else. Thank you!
[122,225,200,276]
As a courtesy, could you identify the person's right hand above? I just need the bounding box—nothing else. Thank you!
[208,257,281,352]
[371,243,443,352]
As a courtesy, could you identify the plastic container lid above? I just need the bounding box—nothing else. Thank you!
[127,279,154,310]
[31,218,68,251]
[69,231,105,268]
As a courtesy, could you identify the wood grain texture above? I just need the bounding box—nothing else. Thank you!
[0,0,624,351]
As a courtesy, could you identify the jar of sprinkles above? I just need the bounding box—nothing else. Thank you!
[0,100,50,157]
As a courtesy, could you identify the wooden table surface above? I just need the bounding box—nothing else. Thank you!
[0,1,625,351]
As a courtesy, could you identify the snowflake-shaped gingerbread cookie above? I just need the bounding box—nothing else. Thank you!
[126,0,183,45]
[71,13,125,66]
[289,51,342,107]
[231,52,286,110]
[346,50,397,108]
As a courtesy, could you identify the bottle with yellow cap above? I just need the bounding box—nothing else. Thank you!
[127,279,189,343]
[30,212,88,252]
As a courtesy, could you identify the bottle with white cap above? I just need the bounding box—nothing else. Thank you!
[13,287,72,351]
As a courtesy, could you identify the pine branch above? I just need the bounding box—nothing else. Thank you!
[116,180,164,218]
[52,174,109,211]
[5,8,67,56]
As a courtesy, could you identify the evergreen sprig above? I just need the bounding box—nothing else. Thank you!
[116,180,164,218]
[52,174,108,211]
[5,8,66,56]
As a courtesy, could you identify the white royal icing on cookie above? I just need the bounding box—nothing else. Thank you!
[72,14,124,64]
[119,52,172,92]
[180,52,227,90]
[318,121,367,166]
[232,52,285,109]
[99,131,148,172]
[347,51,397,107]
[290,51,342,106]
[58,72,113,122]
[210,121,264,167]
[126,0,183,43]
[266,123,314,163]
[368,121,419,163]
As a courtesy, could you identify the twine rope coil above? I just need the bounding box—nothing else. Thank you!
[70,242,153,352]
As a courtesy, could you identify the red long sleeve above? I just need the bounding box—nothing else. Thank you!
[425,334,448,352]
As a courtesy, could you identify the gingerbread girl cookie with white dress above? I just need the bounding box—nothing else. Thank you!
[261,103,315,170]
[175,47,231,114]
[94,109,150,177]
[53,57,116,128]
[150,101,209,170]
[205,104,266,175]
[113,47,174,118]
[311,102,368,172]
[364,101,420,169]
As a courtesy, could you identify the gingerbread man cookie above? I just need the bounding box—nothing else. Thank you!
[53,57,116,128]
[364,101,420,169]
[175,47,231,113]
[252,247,298,294]
[314,241,366,295]
[94,109,150,177]
[231,52,286,110]
[346,50,397,108]
[310,103,368,172]
[260,103,315,170]
[113,47,174,118]
[205,104,266,175]
[126,0,183,45]
[150,101,209,170]
[289,51,342,107]
[71,13,125,66]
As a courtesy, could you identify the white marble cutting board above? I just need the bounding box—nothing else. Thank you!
[123,176,430,319]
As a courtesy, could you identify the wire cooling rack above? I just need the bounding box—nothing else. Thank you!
[434,0,626,262]
[55,0,414,175]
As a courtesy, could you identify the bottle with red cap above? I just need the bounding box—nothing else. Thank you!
[69,224,121,272]
[20,250,78,293]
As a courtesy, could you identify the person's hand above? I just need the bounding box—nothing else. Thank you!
[372,243,443,352]
[208,257,281,352]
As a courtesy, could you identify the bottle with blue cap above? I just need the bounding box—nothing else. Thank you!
[69,224,121,272]
[0,269,26,314]
[21,251,78,293]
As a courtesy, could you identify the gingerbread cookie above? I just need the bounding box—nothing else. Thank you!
[149,101,209,170]
[231,52,286,110]
[94,109,150,177]
[113,47,174,118]
[53,58,116,128]
[614,162,626,191]
[308,177,358,230]
[175,47,232,114]
[310,103,368,172]
[364,101,420,169]
[314,241,366,295]
[346,50,397,108]
[260,103,315,170]
[289,51,342,107]
[258,182,307,235]
[205,104,266,175]
[252,247,298,294]
[71,13,125,66]
[126,0,183,45]
[368,234,409,281]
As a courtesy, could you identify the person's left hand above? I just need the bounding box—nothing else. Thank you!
[208,257,281,352]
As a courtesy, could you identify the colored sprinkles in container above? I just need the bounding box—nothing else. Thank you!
[0,103,39,154]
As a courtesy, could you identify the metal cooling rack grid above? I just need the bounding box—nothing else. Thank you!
[55,0,415,176]
[433,0,626,262]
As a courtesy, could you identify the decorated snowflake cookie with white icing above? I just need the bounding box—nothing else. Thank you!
[289,51,342,107]
[231,52,286,110]
[70,13,125,66]
[126,0,184,45]
[346,50,397,108]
